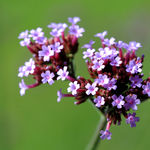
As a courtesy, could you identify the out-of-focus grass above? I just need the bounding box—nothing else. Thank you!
[0,0,150,150]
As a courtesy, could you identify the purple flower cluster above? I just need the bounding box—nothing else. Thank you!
[18,18,150,142]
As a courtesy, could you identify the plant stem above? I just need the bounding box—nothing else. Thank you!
[86,114,107,150]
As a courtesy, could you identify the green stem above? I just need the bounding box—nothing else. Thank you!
[86,114,107,150]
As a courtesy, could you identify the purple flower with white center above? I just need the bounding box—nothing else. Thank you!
[57,66,69,81]
[85,82,98,95]
[95,74,109,86]
[100,130,112,140]
[95,31,107,40]
[127,41,142,51]
[41,71,55,85]
[18,30,29,39]
[39,45,54,61]
[29,27,44,40]
[142,82,150,96]
[112,95,125,109]
[125,94,140,111]
[83,49,95,59]
[82,40,95,49]
[68,17,80,24]
[104,78,117,91]
[50,42,63,53]
[116,41,124,48]
[35,36,47,44]
[129,75,143,88]
[20,38,30,47]
[67,81,80,95]
[92,59,105,71]
[18,58,35,77]
[94,96,105,107]
[110,56,122,67]
[126,59,142,74]
[19,79,28,96]
[99,47,118,60]
[69,25,85,38]
[93,52,102,60]
[103,37,115,47]
[126,112,139,128]
[50,28,62,37]
[57,88,64,102]
[48,23,68,31]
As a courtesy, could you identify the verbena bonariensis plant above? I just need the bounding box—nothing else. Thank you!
[18,17,150,146]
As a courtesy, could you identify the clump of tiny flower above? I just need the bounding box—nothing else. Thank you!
[18,17,84,95]
[18,18,150,141]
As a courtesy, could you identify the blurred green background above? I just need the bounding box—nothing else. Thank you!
[1,0,150,150]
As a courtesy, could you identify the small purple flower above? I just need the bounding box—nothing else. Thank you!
[50,28,62,37]
[39,45,54,61]
[19,79,28,96]
[18,30,29,39]
[126,59,142,74]
[29,27,44,40]
[68,17,80,24]
[67,81,80,95]
[142,82,150,96]
[57,66,69,81]
[126,112,139,127]
[125,94,140,111]
[100,130,112,140]
[104,78,117,91]
[85,82,98,95]
[57,88,64,102]
[50,42,63,53]
[18,58,35,77]
[112,95,125,109]
[35,36,47,44]
[82,40,95,49]
[92,59,105,71]
[83,49,95,59]
[129,75,143,88]
[116,41,124,49]
[69,25,85,38]
[103,37,115,47]
[48,23,68,31]
[127,41,142,51]
[41,70,55,85]
[110,56,122,67]
[95,31,107,40]
[20,38,30,47]
[94,96,105,107]
[95,74,109,86]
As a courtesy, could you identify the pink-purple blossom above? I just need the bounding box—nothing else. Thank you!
[129,75,143,88]
[142,82,150,96]
[100,130,112,140]
[95,74,109,86]
[126,112,139,127]
[95,31,107,40]
[19,79,28,96]
[68,17,80,24]
[94,96,105,107]
[127,41,142,51]
[39,45,54,61]
[50,42,63,53]
[82,40,95,49]
[85,82,98,95]
[69,25,85,38]
[110,56,122,67]
[83,49,95,59]
[67,81,80,95]
[57,66,69,81]
[125,94,140,111]
[112,95,125,109]
[92,59,105,71]
[41,71,55,85]
[57,89,64,102]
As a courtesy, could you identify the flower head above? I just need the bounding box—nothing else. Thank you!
[57,89,64,102]
[57,66,69,81]
[19,79,28,96]
[83,49,95,59]
[126,112,139,127]
[85,82,98,95]
[95,31,107,40]
[68,17,80,24]
[112,95,125,109]
[50,42,63,53]
[67,81,80,95]
[129,75,143,88]
[41,71,55,85]
[143,82,150,96]
[94,96,105,107]
[82,40,95,49]
[100,130,112,140]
